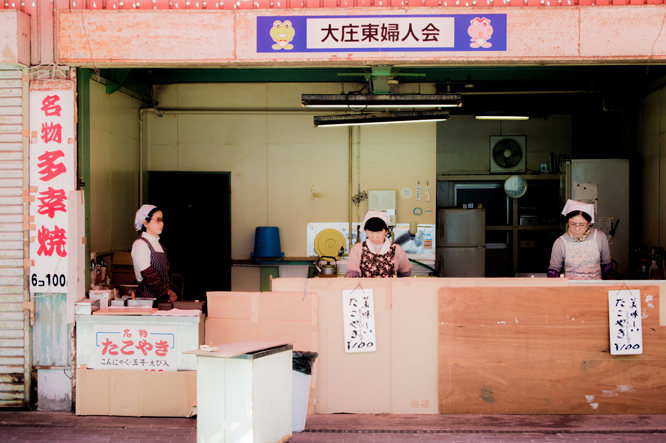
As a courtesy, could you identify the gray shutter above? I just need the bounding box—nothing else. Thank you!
[0,67,29,408]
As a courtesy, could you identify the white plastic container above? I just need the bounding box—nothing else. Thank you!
[292,370,311,433]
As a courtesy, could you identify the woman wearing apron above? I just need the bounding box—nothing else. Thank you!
[344,210,412,278]
[548,199,612,280]
[131,205,178,303]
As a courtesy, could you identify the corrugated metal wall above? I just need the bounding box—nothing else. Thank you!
[0,68,29,408]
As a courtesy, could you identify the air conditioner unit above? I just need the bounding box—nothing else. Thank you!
[490,136,526,173]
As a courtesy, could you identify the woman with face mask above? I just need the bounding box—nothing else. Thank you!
[131,204,178,303]
[344,211,412,278]
[548,199,612,280]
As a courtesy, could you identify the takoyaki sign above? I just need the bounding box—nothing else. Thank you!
[257,14,506,52]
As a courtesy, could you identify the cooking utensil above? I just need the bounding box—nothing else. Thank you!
[314,229,346,259]
[127,298,155,307]
[607,219,620,243]
[318,256,338,278]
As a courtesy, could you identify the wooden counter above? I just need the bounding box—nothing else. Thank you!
[439,284,663,414]
[267,277,665,415]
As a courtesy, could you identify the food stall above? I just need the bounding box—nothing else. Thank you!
[74,304,204,416]
[204,277,666,415]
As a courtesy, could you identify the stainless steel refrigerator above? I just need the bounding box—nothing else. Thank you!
[436,209,486,277]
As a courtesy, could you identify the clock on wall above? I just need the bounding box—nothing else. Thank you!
[504,175,528,199]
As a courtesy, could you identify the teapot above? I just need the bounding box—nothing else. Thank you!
[318,256,338,277]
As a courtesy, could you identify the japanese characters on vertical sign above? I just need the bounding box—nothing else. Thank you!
[608,289,643,355]
[257,15,506,53]
[92,325,178,371]
[342,288,376,353]
[29,81,76,294]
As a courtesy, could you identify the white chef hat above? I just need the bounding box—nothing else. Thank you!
[561,199,594,224]
[134,204,157,231]
[361,210,391,232]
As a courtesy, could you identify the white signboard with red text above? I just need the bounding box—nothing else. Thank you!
[92,324,178,372]
[29,81,76,294]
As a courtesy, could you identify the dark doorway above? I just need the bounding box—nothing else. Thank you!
[147,172,231,302]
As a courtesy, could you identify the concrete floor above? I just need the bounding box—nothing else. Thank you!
[1,411,666,442]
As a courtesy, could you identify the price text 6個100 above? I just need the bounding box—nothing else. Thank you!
[31,273,67,287]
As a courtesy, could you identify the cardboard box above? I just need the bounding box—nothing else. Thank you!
[205,318,316,352]
[76,367,196,417]
[111,252,136,285]
[205,291,319,417]
[205,292,318,353]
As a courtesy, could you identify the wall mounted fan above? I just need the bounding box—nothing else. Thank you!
[490,136,526,173]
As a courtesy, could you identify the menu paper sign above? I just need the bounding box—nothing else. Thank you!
[92,325,178,371]
[608,289,643,355]
[342,288,376,353]
[29,81,76,294]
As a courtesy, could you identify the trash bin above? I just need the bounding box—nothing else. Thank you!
[292,351,318,433]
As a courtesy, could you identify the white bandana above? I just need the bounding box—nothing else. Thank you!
[361,210,391,232]
[134,204,157,231]
[561,199,594,224]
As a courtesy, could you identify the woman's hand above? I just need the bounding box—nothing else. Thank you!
[167,290,178,302]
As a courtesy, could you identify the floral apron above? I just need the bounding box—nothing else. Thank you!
[137,237,169,298]
[564,230,601,280]
[360,242,397,278]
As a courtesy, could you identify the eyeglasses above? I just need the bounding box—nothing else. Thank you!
[568,222,588,228]
[148,217,164,223]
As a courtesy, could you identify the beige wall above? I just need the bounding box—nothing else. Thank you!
[89,80,142,253]
[638,86,666,247]
[437,115,572,175]
[146,83,437,260]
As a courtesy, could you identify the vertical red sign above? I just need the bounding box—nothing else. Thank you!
[29,81,76,294]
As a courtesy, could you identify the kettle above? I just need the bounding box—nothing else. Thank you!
[318,256,338,277]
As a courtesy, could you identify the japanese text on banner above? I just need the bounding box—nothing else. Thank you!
[256,15,507,53]
[29,81,76,294]
[92,324,178,371]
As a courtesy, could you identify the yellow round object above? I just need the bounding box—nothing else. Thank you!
[314,229,346,258]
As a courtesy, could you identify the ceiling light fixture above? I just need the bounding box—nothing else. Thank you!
[302,94,462,109]
[475,115,530,120]
[313,111,451,128]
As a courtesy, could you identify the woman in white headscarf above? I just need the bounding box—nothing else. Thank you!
[131,204,178,302]
[344,211,412,278]
[548,199,612,280]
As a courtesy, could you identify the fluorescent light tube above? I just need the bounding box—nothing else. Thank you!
[475,115,530,120]
[303,94,462,109]
[313,111,450,128]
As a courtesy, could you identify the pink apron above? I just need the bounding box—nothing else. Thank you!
[564,230,602,280]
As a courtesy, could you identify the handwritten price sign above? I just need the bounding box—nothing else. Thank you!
[342,288,376,353]
[608,289,643,355]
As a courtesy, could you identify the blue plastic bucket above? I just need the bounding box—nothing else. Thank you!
[250,227,284,263]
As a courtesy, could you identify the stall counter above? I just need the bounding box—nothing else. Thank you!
[267,277,666,415]
[76,312,205,371]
